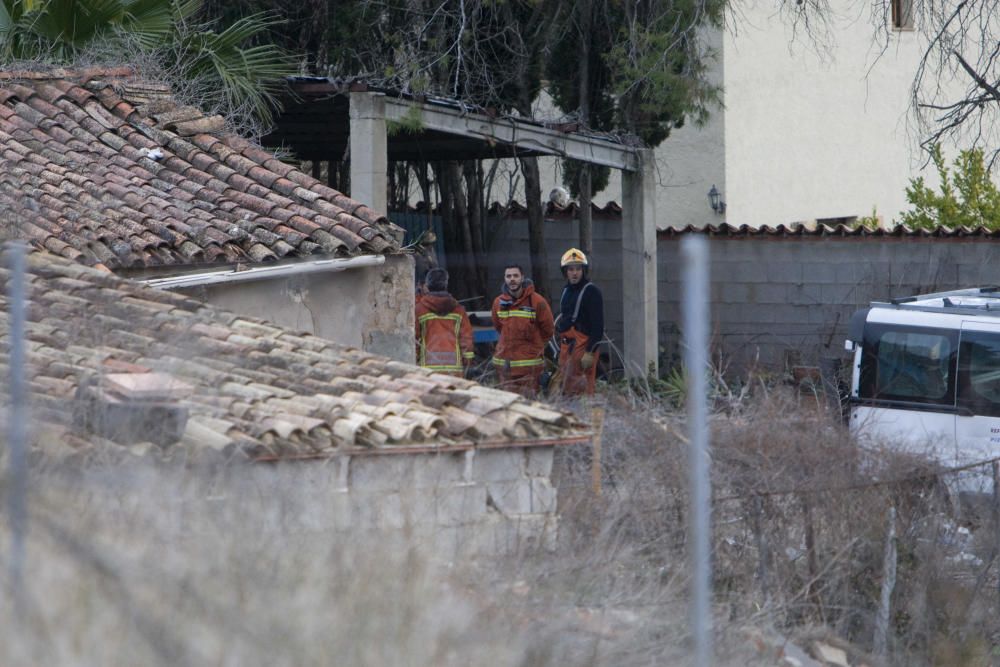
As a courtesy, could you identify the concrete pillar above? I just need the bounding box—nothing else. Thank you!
[349,92,388,216]
[621,148,658,378]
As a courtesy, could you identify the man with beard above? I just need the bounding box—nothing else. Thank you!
[491,264,554,397]
[414,268,474,377]
[556,248,604,396]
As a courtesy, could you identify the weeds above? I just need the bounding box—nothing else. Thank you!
[1,382,998,665]
[551,384,1000,665]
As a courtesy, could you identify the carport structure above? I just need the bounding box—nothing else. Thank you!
[265,79,658,378]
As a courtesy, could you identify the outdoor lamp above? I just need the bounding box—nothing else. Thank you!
[707,185,726,214]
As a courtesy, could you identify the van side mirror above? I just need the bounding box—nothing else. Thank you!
[844,340,856,352]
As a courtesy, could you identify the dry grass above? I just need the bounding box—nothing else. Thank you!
[550,385,1000,665]
[0,462,540,666]
[0,385,998,665]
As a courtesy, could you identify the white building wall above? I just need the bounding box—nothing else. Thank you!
[721,1,925,228]
[528,1,969,230]
[655,22,726,230]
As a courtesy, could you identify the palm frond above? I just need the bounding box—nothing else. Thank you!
[166,12,295,129]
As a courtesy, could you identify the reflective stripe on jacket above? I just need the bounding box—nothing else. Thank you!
[415,292,474,375]
[490,281,554,369]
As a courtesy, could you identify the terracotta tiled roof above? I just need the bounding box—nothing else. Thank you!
[491,201,1000,237]
[5,250,587,462]
[0,68,402,270]
[659,222,1000,237]
[482,201,624,219]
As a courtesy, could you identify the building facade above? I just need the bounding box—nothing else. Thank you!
[535,0,958,230]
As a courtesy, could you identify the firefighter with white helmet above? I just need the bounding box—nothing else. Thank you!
[556,248,604,396]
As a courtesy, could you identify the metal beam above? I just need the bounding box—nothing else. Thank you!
[141,256,386,290]
[383,97,639,171]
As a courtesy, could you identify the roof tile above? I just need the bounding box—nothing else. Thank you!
[153,106,203,125]
[262,158,296,177]
[111,100,136,120]
[246,165,279,189]
[226,172,257,193]
[202,159,237,183]
[314,228,354,252]
[246,243,276,262]
[24,94,61,119]
[189,132,221,153]
[226,190,275,216]
[187,150,216,172]
[1,70,400,269]
[271,239,296,257]
[223,152,260,176]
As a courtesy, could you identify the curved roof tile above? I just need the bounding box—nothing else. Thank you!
[484,200,1000,238]
[0,68,402,269]
[0,251,589,462]
[657,221,1000,238]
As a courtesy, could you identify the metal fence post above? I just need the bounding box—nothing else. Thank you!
[682,235,712,667]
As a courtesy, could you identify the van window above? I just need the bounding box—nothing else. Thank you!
[958,331,1000,417]
[860,325,957,406]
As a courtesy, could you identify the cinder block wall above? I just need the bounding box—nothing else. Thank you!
[658,236,1000,372]
[487,213,1000,376]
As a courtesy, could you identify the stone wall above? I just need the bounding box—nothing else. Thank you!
[243,445,564,558]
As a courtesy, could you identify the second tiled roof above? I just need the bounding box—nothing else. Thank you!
[4,250,587,461]
[0,68,401,269]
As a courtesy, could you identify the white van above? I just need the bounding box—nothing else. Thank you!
[846,288,1000,492]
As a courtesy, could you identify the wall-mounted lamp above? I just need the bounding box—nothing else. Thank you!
[707,184,726,215]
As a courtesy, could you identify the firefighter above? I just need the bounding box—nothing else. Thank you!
[556,248,604,396]
[491,263,555,397]
[415,268,474,377]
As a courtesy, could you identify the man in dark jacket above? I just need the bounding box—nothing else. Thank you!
[415,268,474,377]
[556,248,604,396]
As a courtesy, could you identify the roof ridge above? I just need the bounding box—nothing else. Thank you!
[0,66,136,83]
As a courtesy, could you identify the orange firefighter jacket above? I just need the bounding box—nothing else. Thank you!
[490,281,555,372]
[415,291,475,375]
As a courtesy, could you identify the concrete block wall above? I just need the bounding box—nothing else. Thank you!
[658,236,1000,372]
[485,213,1000,377]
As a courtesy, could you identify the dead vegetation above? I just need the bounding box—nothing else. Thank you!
[547,385,1000,665]
[0,384,998,665]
